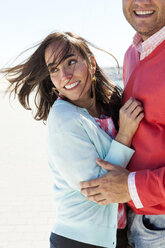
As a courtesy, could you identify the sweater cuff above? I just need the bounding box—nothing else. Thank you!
[128,172,143,209]
[105,140,135,168]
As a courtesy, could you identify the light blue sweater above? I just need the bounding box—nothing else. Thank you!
[46,100,134,248]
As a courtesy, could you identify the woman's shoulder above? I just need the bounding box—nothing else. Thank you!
[51,99,87,118]
[53,99,78,112]
[47,100,88,132]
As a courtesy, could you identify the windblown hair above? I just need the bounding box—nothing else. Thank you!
[2,32,123,129]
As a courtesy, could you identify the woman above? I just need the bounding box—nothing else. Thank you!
[3,32,144,248]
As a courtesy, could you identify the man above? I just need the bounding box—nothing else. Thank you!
[80,1,165,247]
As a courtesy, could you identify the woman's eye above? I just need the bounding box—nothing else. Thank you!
[50,67,58,74]
[68,59,76,66]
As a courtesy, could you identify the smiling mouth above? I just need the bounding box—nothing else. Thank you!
[64,81,80,90]
[134,10,155,17]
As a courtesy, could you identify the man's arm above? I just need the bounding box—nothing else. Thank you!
[80,158,165,209]
[80,158,131,205]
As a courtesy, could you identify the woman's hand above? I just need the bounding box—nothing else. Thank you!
[115,98,144,147]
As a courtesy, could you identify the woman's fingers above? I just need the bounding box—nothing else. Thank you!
[121,97,134,110]
[121,98,144,119]
[126,100,142,113]
[130,105,144,120]
[136,111,145,123]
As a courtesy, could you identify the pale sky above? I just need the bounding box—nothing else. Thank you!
[0,0,135,68]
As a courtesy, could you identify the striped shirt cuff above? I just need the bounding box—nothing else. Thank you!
[128,172,143,209]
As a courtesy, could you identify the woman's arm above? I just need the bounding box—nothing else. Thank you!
[47,98,144,192]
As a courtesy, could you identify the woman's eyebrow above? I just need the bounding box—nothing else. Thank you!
[47,54,75,68]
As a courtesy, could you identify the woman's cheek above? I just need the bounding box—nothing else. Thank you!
[50,76,58,88]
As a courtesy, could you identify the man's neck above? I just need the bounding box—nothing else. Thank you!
[140,25,165,41]
[133,26,165,61]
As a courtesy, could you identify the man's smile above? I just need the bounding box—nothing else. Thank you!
[134,10,155,17]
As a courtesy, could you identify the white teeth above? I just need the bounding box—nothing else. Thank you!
[135,10,154,15]
[65,81,79,89]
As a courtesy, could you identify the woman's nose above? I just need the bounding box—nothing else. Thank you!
[61,67,72,81]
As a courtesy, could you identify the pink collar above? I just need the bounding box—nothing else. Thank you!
[132,26,165,60]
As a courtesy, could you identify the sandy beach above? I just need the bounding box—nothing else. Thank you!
[0,91,56,248]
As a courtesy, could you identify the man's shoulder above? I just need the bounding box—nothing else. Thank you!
[124,44,139,65]
[125,44,136,56]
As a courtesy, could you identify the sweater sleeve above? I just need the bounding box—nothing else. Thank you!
[47,122,134,191]
[101,140,134,176]
[133,167,165,208]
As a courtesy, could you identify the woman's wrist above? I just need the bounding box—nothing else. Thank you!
[115,133,132,147]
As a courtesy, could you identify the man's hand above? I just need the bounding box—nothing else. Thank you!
[80,158,131,205]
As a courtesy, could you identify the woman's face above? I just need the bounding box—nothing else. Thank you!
[45,42,95,107]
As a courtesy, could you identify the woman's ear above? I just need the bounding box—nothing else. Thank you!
[89,56,96,74]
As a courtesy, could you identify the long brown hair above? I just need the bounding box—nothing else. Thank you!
[2,32,122,129]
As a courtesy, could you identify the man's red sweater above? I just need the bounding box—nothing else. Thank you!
[123,40,165,215]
